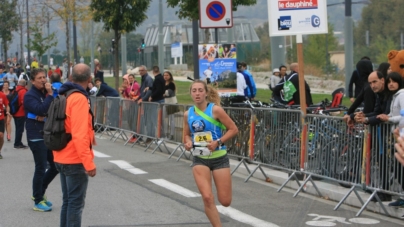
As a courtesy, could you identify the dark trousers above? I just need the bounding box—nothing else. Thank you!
[56,163,89,227]
[29,140,59,204]
[13,116,25,146]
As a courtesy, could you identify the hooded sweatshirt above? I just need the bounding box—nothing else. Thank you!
[348,60,375,117]
[388,89,404,124]
[53,82,95,171]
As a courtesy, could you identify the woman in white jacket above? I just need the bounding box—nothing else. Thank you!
[377,72,404,208]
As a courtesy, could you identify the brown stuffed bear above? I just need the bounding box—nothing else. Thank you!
[388,50,404,77]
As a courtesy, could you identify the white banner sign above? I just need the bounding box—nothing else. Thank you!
[268,0,328,37]
[171,42,183,58]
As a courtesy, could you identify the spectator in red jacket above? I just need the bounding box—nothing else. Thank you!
[12,79,28,149]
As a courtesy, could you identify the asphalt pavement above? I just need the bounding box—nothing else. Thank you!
[1,132,404,227]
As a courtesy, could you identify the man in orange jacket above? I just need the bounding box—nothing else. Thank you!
[53,63,96,226]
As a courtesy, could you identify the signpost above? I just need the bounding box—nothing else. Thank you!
[199,0,233,29]
[268,0,328,178]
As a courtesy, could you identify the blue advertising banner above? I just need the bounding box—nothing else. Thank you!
[198,44,237,96]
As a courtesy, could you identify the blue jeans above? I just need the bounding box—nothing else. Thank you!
[14,116,25,146]
[29,140,59,204]
[55,163,89,227]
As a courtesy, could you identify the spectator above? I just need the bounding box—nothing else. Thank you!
[119,78,129,98]
[125,74,140,100]
[62,58,68,81]
[87,81,98,96]
[80,56,84,64]
[24,68,58,211]
[0,64,5,87]
[2,81,12,141]
[354,71,391,201]
[4,67,19,89]
[279,65,287,79]
[273,63,313,106]
[15,63,22,77]
[232,63,247,103]
[241,62,257,99]
[94,59,104,83]
[0,85,10,159]
[54,65,62,77]
[375,72,404,207]
[270,68,281,92]
[149,66,165,103]
[348,57,371,103]
[54,63,96,226]
[135,65,153,104]
[163,71,177,139]
[12,79,28,149]
[50,73,63,98]
[47,67,53,78]
[94,78,119,97]
[344,60,376,126]
[31,58,39,69]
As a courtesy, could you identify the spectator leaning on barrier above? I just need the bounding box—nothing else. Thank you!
[354,71,392,202]
[241,62,257,100]
[149,66,165,103]
[54,63,96,227]
[135,65,153,104]
[94,78,119,97]
[24,68,58,212]
[270,68,281,91]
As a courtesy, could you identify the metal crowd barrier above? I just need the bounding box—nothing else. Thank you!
[90,96,404,218]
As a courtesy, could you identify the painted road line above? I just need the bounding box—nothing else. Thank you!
[149,179,201,198]
[109,160,147,175]
[217,205,280,227]
[93,150,111,158]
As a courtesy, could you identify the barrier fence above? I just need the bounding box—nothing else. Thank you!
[90,96,404,217]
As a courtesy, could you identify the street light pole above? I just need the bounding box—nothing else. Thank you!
[26,0,30,67]
[344,0,354,96]
[158,0,164,71]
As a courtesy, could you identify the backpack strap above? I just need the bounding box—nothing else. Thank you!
[194,105,226,130]
[64,89,95,130]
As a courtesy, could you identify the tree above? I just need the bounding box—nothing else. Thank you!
[167,0,257,43]
[45,0,90,76]
[354,0,404,62]
[303,22,339,71]
[26,22,58,63]
[0,0,19,63]
[90,0,150,90]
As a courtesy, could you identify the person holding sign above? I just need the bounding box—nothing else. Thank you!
[183,80,238,227]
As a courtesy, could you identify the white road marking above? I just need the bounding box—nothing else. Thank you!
[149,179,201,198]
[217,205,280,227]
[93,150,111,158]
[109,160,147,174]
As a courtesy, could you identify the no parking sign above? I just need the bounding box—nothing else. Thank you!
[199,0,233,28]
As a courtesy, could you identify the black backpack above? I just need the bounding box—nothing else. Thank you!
[43,89,81,151]
[8,88,23,115]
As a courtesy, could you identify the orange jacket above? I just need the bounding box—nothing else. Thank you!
[53,92,96,171]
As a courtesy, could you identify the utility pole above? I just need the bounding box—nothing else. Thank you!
[158,0,164,71]
[91,20,94,74]
[47,10,50,67]
[26,0,30,67]
[344,0,354,96]
[121,33,127,76]
[73,1,78,65]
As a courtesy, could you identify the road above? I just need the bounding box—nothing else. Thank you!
[0,135,403,227]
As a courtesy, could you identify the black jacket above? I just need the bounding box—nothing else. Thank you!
[150,73,165,101]
[365,91,390,126]
[96,83,119,97]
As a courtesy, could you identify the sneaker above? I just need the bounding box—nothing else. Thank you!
[388,199,404,208]
[14,145,28,149]
[31,195,52,207]
[33,201,52,212]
